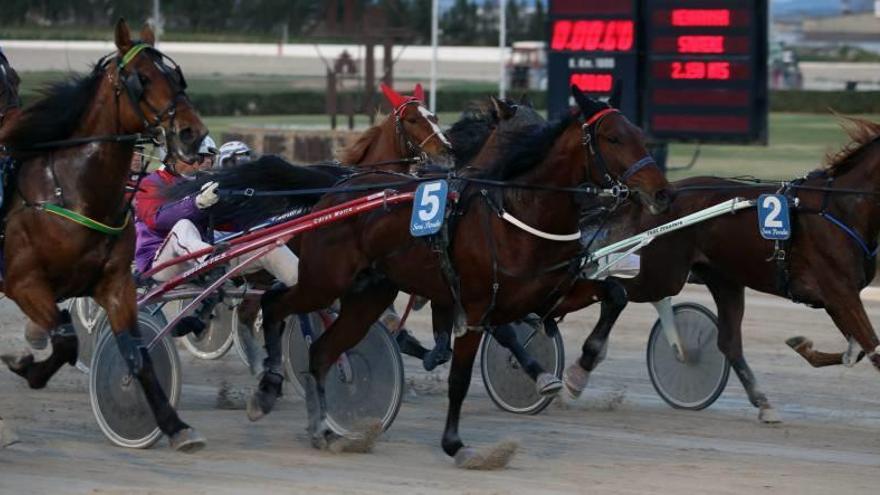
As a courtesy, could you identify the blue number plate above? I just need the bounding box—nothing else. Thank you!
[757,194,791,240]
[410,180,448,237]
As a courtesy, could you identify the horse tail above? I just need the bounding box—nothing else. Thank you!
[163,155,349,228]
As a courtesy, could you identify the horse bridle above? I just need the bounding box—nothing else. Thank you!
[581,107,658,191]
[393,99,448,161]
[113,43,189,146]
[0,54,20,129]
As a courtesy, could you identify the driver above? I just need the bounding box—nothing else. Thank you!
[133,136,299,340]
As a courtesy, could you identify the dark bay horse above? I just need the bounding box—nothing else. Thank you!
[244,89,671,468]
[0,20,208,451]
[565,116,880,424]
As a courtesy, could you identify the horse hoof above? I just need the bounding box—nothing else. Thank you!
[785,336,810,351]
[246,393,268,422]
[759,406,782,424]
[562,363,589,399]
[423,347,452,372]
[1,352,34,377]
[169,428,206,454]
[536,372,563,397]
[331,420,383,454]
[453,441,518,470]
[25,322,49,351]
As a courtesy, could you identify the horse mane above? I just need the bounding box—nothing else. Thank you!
[480,114,576,181]
[824,116,880,176]
[164,155,348,228]
[337,121,385,165]
[3,63,105,155]
[447,106,496,166]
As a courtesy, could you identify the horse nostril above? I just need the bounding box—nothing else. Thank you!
[178,127,195,144]
[654,189,671,208]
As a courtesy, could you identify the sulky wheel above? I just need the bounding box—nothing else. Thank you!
[283,311,404,435]
[176,299,236,360]
[232,303,264,370]
[89,308,181,449]
[646,302,730,410]
[69,297,104,373]
[480,322,565,415]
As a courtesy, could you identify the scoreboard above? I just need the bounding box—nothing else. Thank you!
[547,0,768,144]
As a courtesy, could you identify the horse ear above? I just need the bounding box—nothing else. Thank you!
[490,95,516,121]
[571,84,605,119]
[608,80,622,109]
[380,82,405,110]
[413,83,425,103]
[140,23,156,46]
[519,93,534,107]
[114,18,133,53]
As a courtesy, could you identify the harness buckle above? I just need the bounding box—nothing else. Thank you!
[54,187,62,198]
[243,188,255,197]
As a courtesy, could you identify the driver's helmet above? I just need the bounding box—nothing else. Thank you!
[198,135,218,156]
[216,140,253,168]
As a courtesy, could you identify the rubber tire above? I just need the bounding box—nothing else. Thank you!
[646,302,730,411]
[480,323,565,415]
[282,311,404,435]
[89,308,181,449]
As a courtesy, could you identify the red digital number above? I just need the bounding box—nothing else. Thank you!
[677,36,724,54]
[671,9,730,27]
[569,73,613,92]
[551,20,634,52]
[670,61,731,80]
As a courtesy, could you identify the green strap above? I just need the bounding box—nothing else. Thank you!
[40,203,130,236]
[120,43,150,68]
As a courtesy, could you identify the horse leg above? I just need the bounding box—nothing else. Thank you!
[488,323,562,396]
[235,297,267,376]
[305,276,398,452]
[696,266,780,423]
[378,306,431,364]
[442,330,517,469]
[246,286,289,421]
[423,302,453,371]
[92,270,204,452]
[1,276,77,389]
[784,335,863,367]
[562,279,627,399]
[823,294,880,373]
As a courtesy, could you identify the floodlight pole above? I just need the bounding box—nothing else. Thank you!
[430,0,439,112]
[499,0,507,98]
[152,0,163,44]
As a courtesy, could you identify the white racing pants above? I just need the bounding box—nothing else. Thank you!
[151,219,298,286]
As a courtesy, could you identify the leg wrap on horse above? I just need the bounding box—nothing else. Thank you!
[114,330,145,375]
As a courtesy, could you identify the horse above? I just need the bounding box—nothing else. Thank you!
[230,93,545,373]
[0,20,209,452]
[0,48,22,135]
[563,116,880,425]
[338,82,453,172]
[230,85,670,468]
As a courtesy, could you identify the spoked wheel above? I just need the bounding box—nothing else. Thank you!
[282,311,404,435]
[69,297,104,373]
[480,322,565,415]
[176,299,235,360]
[89,309,181,449]
[646,302,730,410]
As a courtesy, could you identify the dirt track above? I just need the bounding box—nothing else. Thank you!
[2,286,880,494]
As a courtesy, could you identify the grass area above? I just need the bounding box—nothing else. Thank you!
[203,112,879,179]
[667,113,880,181]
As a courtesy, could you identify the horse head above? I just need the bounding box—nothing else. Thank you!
[111,19,207,163]
[571,84,671,214]
[380,82,453,167]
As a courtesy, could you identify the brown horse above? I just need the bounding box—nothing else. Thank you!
[244,86,670,468]
[0,20,208,451]
[338,83,453,172]
[565,116,880,424]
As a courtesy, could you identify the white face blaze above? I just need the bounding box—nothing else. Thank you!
[418,105,452,148]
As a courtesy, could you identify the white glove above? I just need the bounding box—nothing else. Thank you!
[195,181,220,209]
